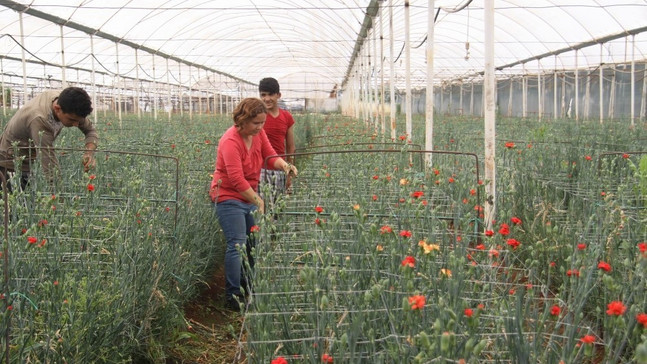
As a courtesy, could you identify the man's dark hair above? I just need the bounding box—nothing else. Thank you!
[57,87,93,117]
[259,77,280,94]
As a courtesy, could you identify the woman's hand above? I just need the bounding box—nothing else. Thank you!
[253,194,265,214]
[256,198,265,214]
[283,163,298,177]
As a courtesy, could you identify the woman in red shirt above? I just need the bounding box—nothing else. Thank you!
[209,97,297,311]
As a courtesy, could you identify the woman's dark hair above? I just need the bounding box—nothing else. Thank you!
[57,87,93,117]
[233,98,267,127]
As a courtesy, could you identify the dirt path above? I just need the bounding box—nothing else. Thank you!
[168,267,244,364]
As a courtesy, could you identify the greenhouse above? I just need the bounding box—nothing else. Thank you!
[0,0,646,363]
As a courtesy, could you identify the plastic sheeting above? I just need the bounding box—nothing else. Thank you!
[1,0,646,99]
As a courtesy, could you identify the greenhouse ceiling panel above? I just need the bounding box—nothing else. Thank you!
[1,0,646,99]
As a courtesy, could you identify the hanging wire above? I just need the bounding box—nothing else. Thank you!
[393,0,473,63]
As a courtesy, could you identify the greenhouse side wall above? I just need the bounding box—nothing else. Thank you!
[397,61,647,121]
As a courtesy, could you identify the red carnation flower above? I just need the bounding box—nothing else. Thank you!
[271,357,288,364]
[401,256,415,268]
[408,295,426,310]
[399,230,412,238]
[597,261,611,272]
[636,313,647,328]
[498,223,510,236]
[580,335,595,344]
[506,238,521,249]
[606,301,626,316]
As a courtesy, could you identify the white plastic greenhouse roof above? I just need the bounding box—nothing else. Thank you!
[1,0,646,99]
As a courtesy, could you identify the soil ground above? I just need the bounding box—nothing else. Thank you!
[166,267,244,364]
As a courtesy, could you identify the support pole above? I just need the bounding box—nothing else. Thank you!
[135,49,141,119]
[574,50,579,121]
[483,0,496,230]
[152,54,157,120]
[379,5,386,137]
[425,0,435,166]
[599,43,604,124]
[389,0,396,140]
[19,12,27,106]
[630,35,635,127]
[1,59,6,117]
[537,60,542,120]
[115,42,122,126]
[167,57,171,121]
[60,25,67,88]
[404,0,412,139]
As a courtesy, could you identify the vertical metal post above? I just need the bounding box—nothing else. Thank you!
[90,35,97,125]
[379,5,385,137]
[178,61,184,118]
[404,0,412,139]
[522,63,527,118]
[1,59,6,117]
[537,60,542,120]
[362,48,368,124]
[188,66,193,120]
[102,74,106,118]
[630,35,635,127]
[470,83,474,115]
[152,54,157,120]
[562,71,567,118]
[507,76,513,116]
[372,26,379,132]
[553,55,558,119]
[197,68,202,116]
[167,58,171,121]
[59,25,67,88]
[115,42,122,126]
[599,43,604,124]
[218,73,222,115]
[574,49,579,121]
[388,0,396,140]
[641,68,647,121]
[19,12,27,106]
[135,48,141,119]
[425,0,435,166]
[483,0,496,230]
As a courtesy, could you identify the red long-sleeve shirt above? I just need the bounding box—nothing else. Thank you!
[209,126,278,203]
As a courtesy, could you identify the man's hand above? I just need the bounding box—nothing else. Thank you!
[83,142,97,172]
[82,151,96,172]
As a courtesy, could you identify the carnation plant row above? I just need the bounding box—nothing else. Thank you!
[247,117,646,363]
[0,112,644,363]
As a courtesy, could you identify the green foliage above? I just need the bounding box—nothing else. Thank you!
[0,111,644,362]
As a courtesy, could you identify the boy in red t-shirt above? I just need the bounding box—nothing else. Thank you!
[258,78,295,205]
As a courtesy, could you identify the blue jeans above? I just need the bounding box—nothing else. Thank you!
[214,199,257,299]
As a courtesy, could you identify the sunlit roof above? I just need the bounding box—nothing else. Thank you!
[1,0,646,99]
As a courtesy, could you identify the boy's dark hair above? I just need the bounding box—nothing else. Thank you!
[57,87,93,117]
[259,77,280,94]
